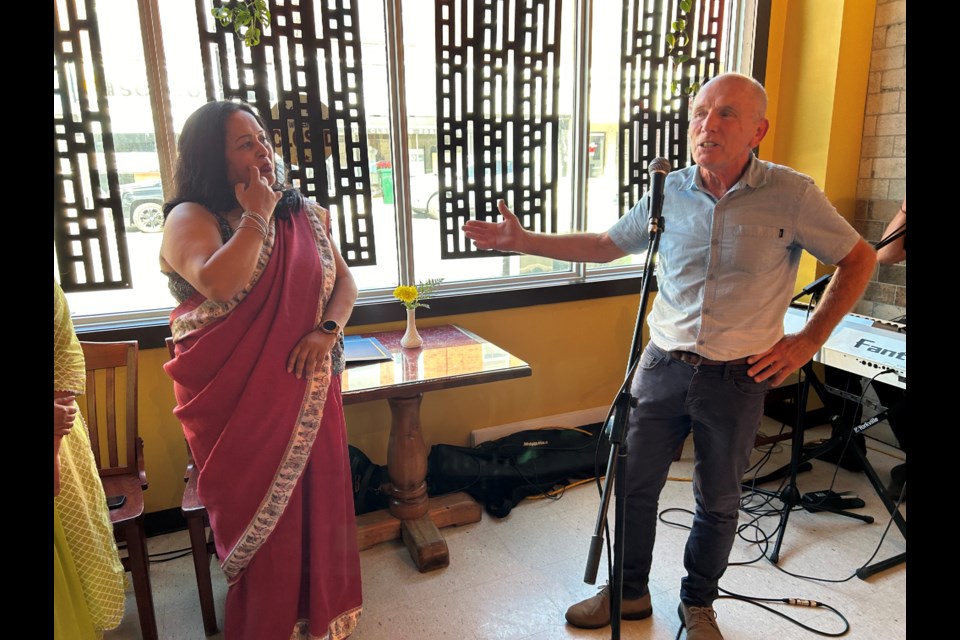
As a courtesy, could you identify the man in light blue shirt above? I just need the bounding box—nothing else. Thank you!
[607,151,862,362]
[463,73,876,640]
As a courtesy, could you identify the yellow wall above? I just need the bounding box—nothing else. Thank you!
[135,2,878,513]
[138,348,191,513]
[137,294,649,513]
[762,0,876,289]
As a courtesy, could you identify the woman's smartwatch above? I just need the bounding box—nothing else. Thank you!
[319,319,342,335]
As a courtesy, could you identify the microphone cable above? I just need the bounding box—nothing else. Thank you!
[713,588,852,637]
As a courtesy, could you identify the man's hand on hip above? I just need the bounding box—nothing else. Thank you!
[746,333,820,387]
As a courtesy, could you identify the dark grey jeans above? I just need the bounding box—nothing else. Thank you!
[621,341,768,606]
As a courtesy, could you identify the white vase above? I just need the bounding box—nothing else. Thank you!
[400,308,423,348]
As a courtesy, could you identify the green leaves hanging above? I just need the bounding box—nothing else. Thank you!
[666,1,704,97]
[211,0,271,47]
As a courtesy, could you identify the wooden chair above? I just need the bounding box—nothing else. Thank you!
[166,337,220,635]
[79,340,158,640]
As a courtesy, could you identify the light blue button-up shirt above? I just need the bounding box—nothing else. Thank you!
[608,156,861,361]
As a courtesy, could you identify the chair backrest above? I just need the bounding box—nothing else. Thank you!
[79,340,145,487]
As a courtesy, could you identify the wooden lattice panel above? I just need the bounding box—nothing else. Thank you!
[196,0,377,265]
[54,0,132,292]
[617,0,724,216]
[436,0,563,258]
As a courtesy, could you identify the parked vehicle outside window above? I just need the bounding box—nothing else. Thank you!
[119,181,164,233]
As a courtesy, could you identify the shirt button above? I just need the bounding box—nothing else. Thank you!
[698,339,705,345]
[707,274,716,280]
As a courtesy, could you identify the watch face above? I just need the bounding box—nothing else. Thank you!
[323,320,339,332]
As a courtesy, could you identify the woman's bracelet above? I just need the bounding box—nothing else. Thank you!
[241,210,269,231]
[239,217,267,236]
[237,211,268,237]
[237,221,267,238]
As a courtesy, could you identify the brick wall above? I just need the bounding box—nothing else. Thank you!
[853,0,906,321]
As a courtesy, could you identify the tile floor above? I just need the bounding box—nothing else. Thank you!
[105,420,907,639]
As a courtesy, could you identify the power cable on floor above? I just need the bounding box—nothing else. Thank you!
[115,541,193,564]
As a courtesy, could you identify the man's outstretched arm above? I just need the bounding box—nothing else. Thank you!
[462,199,627,264]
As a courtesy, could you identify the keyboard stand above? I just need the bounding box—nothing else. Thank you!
[746,364,906,577]
[806,367,907,578]
[847,404,907,579]
[743,362,875,565]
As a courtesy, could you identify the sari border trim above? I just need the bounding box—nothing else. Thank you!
[221,358,332,582]
[170,217,277,342]
[288,606,363,640]
[221,202,338,582]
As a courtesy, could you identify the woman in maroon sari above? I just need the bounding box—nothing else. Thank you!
[161,101,361,640]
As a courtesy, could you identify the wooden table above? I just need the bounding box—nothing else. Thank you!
[341,324,531,572]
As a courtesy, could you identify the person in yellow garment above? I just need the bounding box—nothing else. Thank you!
[54,279,126,639]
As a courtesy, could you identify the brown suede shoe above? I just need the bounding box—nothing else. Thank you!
[564,584,653,629]
[678,602,724,639]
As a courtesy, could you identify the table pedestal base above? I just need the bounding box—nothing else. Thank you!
[401,516,449,572]
[355,492,482,572]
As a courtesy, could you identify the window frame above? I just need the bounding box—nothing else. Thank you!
[65,0,768,341]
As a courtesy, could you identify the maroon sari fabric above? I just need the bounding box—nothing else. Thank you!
[164,203,361,640]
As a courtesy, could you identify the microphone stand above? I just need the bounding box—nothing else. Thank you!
[744,223,907,560]
[583,159,669,640]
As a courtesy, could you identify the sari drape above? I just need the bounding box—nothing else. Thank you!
[54,281,126,639]
[164,203,361,640]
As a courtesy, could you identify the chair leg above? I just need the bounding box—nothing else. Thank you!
[187,514,219,634]
[125,517,159,640]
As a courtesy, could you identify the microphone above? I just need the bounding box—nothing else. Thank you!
[647,157,671,232]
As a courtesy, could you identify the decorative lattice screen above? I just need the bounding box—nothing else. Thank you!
[618,0,724,216]
[197,0,377,265]
[54,0,132,292]
[435,0,563,258]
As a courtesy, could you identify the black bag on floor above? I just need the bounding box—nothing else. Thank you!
[426,423,609,517]
[348,445,390,515]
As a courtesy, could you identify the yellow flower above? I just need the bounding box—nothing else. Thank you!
[393,285,418,304]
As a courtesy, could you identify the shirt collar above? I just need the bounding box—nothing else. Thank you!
[685,153,769,193]
[678,166,698,192]
[739,153,768,189]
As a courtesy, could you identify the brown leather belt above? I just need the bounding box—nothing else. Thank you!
[669,351,751,367]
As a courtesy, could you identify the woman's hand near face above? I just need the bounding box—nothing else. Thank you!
[162,175,278,304]
[235,165,282,221]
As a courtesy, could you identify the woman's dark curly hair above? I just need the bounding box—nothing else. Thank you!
[162,100,303,220]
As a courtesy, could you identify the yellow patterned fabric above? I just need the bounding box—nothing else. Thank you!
[54,505,97,640]
[54,280,86,395]
[54,281,126,638]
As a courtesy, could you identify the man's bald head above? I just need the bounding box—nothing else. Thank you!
[689,72,771,194]
[699,73,767,122]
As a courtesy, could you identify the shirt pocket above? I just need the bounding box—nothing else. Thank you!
[732,225,793,273]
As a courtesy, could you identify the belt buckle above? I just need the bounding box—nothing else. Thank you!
[678,351,703,366]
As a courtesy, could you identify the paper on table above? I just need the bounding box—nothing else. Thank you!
[343,335,393,364]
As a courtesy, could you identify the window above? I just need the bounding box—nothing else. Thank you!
[54,0,761,326]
